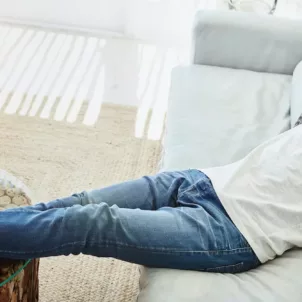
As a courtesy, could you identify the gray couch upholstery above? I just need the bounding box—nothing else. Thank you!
[192,10,302,74]
[137,10,302,302]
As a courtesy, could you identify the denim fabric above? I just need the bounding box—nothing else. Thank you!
[0,169,260,273]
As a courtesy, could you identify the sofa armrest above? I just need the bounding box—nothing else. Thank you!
[192,10,302,75]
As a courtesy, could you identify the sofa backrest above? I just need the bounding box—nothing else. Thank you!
[192,10,302,75]
[161,65,292,170]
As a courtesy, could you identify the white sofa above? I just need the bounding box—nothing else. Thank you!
[137,10,302,302]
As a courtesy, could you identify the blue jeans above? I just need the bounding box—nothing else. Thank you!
[0,169,260,273]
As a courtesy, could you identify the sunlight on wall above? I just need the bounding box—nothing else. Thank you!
[0,23,188,141]
[0,28,31,110]
[83,50,105,126]
[5,32,55,115]
[135,45,180,140]
[135,44,158,138]
[0,25,108,125]
[68,39,106,124]
[19,33,67,116]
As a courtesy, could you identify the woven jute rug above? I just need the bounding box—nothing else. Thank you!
[0,103,162,302]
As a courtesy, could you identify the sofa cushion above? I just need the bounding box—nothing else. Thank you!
[161,65,292,171]
[138,249,302,302]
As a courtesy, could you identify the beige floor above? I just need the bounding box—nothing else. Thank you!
[0,103,162,301]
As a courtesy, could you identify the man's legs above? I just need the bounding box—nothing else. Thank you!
[24,170,193,211]
[0,170,260,272]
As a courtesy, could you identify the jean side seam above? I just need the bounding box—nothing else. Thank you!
[0,240,253,255]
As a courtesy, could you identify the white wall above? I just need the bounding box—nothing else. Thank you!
[0,0,125,33]
[0,0,300,44]
[0,0,224,44]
